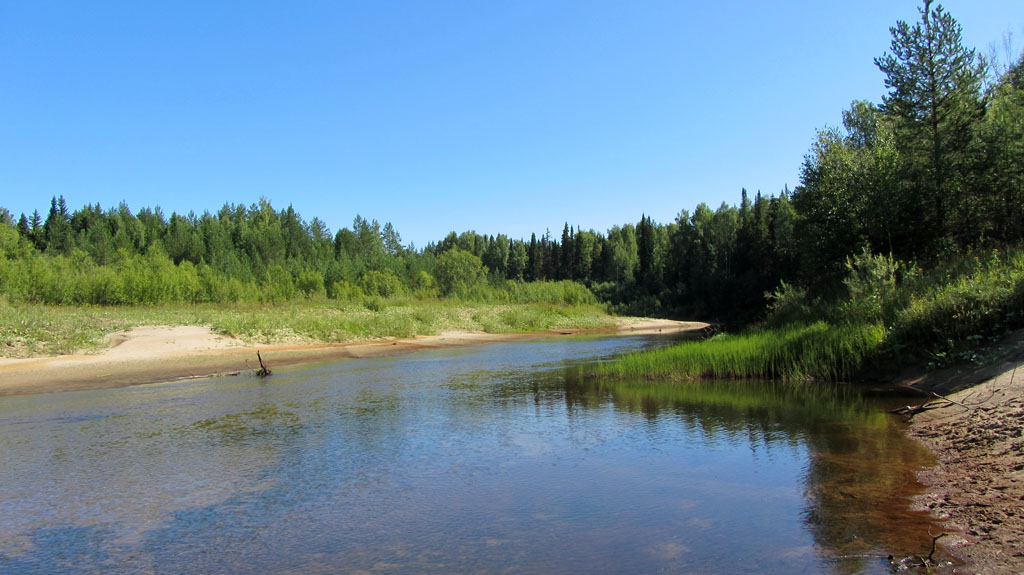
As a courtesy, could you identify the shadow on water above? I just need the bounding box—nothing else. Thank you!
[0,334,943,575]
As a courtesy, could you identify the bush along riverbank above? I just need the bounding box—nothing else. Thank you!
[599,245,1024,382]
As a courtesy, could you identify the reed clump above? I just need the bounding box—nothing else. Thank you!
[598,322,885,381]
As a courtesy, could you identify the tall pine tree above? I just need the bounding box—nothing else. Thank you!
[875,0,985,250]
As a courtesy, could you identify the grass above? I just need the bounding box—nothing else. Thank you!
[596,322,885,381]
[884,246,1024,366]
[0,296,619,358]
[601,244,1024,382]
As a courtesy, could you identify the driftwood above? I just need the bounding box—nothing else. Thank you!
[886,532,949,571]
[891,392,972,418]
[255,350,272,377]
[891,402,946,417]
[927,532,947,563]
[931,391,971,410]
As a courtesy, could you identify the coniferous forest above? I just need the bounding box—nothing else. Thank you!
[1,1,1022,336]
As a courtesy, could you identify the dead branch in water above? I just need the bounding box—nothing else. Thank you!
[255,350,272,377]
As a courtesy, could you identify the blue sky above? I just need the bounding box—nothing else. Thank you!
[2,1,1021,247]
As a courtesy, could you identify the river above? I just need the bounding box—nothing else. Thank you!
[0,333,941,574]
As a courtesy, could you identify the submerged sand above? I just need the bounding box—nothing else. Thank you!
[0,319,706,397]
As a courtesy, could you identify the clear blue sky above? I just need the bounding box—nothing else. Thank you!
[2,1,1021,247]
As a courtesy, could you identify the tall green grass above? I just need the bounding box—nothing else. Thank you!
[602,244,1024,382]
[597,322,885,381]
[884,247,1024,364]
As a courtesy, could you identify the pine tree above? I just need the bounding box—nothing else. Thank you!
[875,0,985,249]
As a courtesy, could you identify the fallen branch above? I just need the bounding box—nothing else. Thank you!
[255,350,272,377]
[930,391,971,410]
[891,393,972,418]
[891,402,948,417]
[928,532,947,563]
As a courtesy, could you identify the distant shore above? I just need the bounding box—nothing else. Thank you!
[0,319,706,397]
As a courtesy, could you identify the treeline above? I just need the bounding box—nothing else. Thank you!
[0,189,796,317]
[1,1,1021,324]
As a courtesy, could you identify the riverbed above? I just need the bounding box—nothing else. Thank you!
[0,333,942,574]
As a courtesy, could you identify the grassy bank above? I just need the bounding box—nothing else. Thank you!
[600,244,1024,381]
[597,322,884,381]
[0,298,617,358]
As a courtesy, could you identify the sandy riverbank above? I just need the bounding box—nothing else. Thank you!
[899,332,1024,574]
[0,319,706,397]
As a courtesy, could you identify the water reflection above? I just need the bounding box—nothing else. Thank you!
[0,335,939,574]
[565,376,939,574]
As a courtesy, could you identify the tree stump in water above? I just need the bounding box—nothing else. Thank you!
[255,350,272,377]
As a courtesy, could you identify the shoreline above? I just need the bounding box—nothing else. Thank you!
[0,319,706,397]
[899,333,1024,574]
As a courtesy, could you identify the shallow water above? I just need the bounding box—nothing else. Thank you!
[0,334,940,574]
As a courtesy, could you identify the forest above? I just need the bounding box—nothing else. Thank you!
[1,2,1022,348]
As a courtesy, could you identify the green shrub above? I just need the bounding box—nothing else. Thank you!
[296,269,327,298]
[363,295,386,312]
[764,281,815,327]
[506,281,598,306]
[359,269,406,298]
[434,248,487,296]
[329,280,364,301]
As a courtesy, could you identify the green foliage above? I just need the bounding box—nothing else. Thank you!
[875,0,986,249]
[599,322,885,382]
[504,280,598,306]
[608,242,1024,381]
[363,295,387,312]
[328,280,363,302]
[411,270,439,300]
[838,249,900,325]
[434,248,487,296]
[359,269,407,298]
[764,281,816,328]
[886,246,1024,365]
[295,269,327,298]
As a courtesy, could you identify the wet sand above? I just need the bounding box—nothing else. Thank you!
[901,331,1024,574]
[0,319,706,397]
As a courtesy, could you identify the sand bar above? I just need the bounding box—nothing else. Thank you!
[0,319,707,397]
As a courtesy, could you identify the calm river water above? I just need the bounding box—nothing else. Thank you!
[0,334,941,574]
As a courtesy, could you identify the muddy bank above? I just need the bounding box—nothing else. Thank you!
[0,319,706,397]
[900,332,1024,574]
